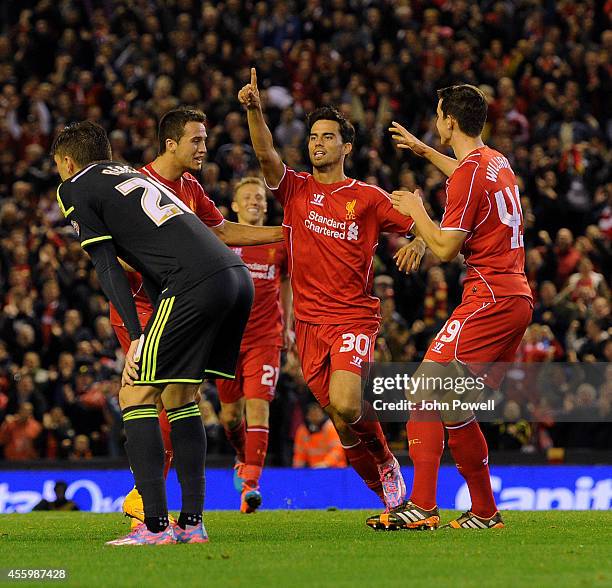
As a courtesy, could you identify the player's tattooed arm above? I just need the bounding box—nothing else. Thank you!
[213,221,283,245]
[389,122,458,178]
[238,67,285,189]
[391,190,466,262]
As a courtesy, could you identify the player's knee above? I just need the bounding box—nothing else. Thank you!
[330,399,361,424]
[119,385,158,410]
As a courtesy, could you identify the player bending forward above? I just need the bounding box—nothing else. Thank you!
[118,107,283,527]
[239,68,426,510]
[53,122,254,545]
[216,176,292,513]
[367,84,533,531]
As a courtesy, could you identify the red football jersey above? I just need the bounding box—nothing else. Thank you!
[269,166,414,324]
[230,242,288,349]
[109,163,225,327]
[440,146,532,301]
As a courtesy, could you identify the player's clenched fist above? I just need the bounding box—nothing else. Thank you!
[390,189,425,217]
[388,121,430,158]
[238,67,261,110]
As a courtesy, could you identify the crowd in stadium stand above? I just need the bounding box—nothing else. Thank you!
[0,1,610,462]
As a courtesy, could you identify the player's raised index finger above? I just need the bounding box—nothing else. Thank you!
[251,67,257,88]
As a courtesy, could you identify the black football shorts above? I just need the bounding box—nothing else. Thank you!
[134,265,254,385]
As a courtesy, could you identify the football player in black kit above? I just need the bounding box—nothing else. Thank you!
[52,121,257,545]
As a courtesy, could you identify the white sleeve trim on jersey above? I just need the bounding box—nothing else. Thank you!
[264,164,287,191]
[440,226,471,233]
[209,219,225,229]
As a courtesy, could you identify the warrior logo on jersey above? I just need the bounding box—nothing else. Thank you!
[346,199,357,220]
[431,341,444,354]
[347,222,359,241]
[350,355,363,368]
[310,193,325,206]
[70,220,80,236]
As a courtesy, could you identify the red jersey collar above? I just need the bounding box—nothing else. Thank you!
[142,163,182,193]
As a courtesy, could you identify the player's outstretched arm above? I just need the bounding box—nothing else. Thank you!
[389,122,458,178]
[213,221,283,245]
[238,68,285,188]
[390,190,466,262]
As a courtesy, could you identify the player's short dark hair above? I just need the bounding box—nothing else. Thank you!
[437,85,488,137]
[158,107,207,153]
[51,121,112,167]
[306,106,355,145]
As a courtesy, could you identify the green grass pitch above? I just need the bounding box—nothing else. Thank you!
[1,511,610,587]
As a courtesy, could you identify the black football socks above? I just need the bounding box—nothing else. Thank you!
[122,405,168,533]
[167,402,206,529]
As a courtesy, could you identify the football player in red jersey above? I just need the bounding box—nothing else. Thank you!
[367,85,533,531]
[239,68,426,511]
[216,176,292,513]
[118,108,284,526]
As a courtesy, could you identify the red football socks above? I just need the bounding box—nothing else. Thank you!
[446,418,498,518]
[223,419,247,464]
[158,409,173,479]
[242,425,269,487]
[343,440,385,502]
[407,408,444,510]
[348,401,393,465]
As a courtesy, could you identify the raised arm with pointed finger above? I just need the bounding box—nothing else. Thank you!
[389,121,459,178]
[238,68,285,189]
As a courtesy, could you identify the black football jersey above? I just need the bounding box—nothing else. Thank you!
[57,161,244,295]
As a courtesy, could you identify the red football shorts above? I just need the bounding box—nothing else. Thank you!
[216,345,281,404]
[424,295,532,389]
[112,311,153,353]
[295,319,379,407]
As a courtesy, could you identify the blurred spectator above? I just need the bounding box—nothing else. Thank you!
[0,402,42,460]
[553,228,582,288]
[68,434,92,460]
[293,404,346,468]
[41,406,74,459]
[493,401,533,452]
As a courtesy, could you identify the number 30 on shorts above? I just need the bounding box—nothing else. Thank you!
[339,333,370,356]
